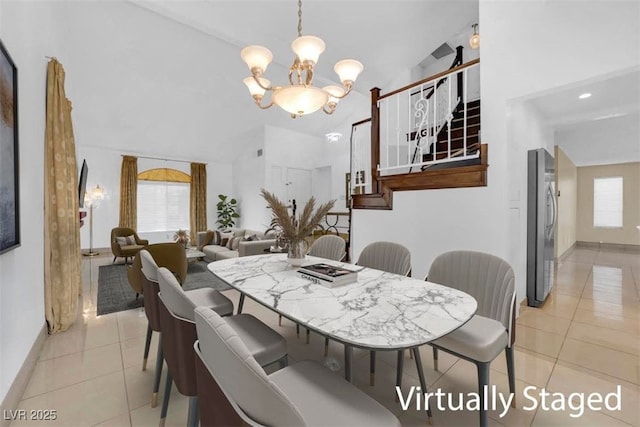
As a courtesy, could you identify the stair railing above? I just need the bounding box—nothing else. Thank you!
[373,58,480,177]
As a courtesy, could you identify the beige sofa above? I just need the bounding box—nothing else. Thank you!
[197,229,276,261]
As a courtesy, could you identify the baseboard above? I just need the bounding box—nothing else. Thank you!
[576,241,640,253]
[557,242,576,262]
[0,323,47,427]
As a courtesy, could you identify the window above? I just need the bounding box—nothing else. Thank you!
[138,181,190,232]
[593,177,623,228]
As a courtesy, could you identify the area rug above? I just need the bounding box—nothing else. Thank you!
[97,261,231,316]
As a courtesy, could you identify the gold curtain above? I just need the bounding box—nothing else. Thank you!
[190,163,207,243]
[44,59,82,333]
[119,156,137,229]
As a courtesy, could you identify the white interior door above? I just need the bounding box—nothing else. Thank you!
[270,166,286,202]
[312,166,332,206]
[286,168,312,213]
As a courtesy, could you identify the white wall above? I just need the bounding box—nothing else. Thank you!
[353,0,640,305]
[232,126,266,230]
[485,0,640,304]
[31,0,240,249]
[0,0,53,405]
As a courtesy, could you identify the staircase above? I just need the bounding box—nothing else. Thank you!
[421,98,481,170]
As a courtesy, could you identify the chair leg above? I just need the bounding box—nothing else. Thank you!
[324,337,329,356]
[112,256,117,264]
[477,362,490,427]
[142,324,152,371]
[306,328,310,344]
[412,347,433,424]
[151,334,164,408]
[237,294,245,314]
[369,351,376,386]
[296,324,300,336]
[432,347,439,371]
[409,349,413,359]
[278,314,282,326]
[187,396,199,427]
[506,346,516,407]
[395,350,404,401]
[159,371,173,426]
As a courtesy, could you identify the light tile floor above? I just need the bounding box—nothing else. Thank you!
[11,247,640,426]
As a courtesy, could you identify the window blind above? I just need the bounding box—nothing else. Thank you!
[138,181,190,232]
[593,177,623,228]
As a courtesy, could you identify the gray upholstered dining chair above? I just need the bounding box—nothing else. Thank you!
[424,250,516,427]
[339,241,412,386]
[194,306,401,427]
[308,234,346,261]
[157,267,288,427]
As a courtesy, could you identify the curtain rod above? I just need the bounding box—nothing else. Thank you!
[121,154,207,165]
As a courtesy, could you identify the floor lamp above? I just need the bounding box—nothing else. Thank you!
[83,185,104,257]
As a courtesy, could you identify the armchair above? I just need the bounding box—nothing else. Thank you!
[111,227,148,264]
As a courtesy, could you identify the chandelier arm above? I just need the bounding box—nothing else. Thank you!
[254,98,275,110]
[329,83,354,99]
[252,75,273,91]
[322,105,335,115]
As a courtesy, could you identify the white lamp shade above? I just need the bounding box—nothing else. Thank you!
[272,85,329,116]
[334,59,363,84]
[469,33,480,49]
[91,185,105,200]
[323,85,345,103]
[243,76,271,97]
[291,35,326,64]
[241,45,273,73]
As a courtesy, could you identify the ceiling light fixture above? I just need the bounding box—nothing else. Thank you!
[469,24,480,49]
[325,132,342,143]
[241,0,363,118]
[578,93,592,99]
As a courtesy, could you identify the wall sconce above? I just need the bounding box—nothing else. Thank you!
[469,24,480,49]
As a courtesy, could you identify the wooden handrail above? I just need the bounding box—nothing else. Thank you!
[378,58,479,101]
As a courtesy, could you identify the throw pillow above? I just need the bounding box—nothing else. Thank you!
[243,234,259,242]
[220,237,229,247]
[227,236,242,250]
[116,235,136,247]
[220,231,233,247]
[211,230,221,245]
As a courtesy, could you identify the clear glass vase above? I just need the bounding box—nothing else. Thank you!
[286,239,307,266]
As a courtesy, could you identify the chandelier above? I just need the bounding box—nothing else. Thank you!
[241,0,363,118]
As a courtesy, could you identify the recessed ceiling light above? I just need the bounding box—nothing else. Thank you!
[325,132,342,143]
[578,93,592,99]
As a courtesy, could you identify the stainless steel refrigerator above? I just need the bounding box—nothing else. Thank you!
[527,148,556,307]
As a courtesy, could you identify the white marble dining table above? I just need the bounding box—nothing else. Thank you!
[207,253,477,405]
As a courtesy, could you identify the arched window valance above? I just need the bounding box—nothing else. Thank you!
[138,168,190,183]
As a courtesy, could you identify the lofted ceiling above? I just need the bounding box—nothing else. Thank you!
[528,68,640,166]
[128,0,479,158]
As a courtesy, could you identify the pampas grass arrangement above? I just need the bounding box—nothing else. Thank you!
[261,189,335,241]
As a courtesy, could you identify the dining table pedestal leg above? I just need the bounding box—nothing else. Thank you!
[412,347,433,425]
[344,345,353,382]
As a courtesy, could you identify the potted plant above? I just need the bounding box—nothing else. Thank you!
[261,189,335,266]
[216,194,240,231]
[173,229,190,248]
